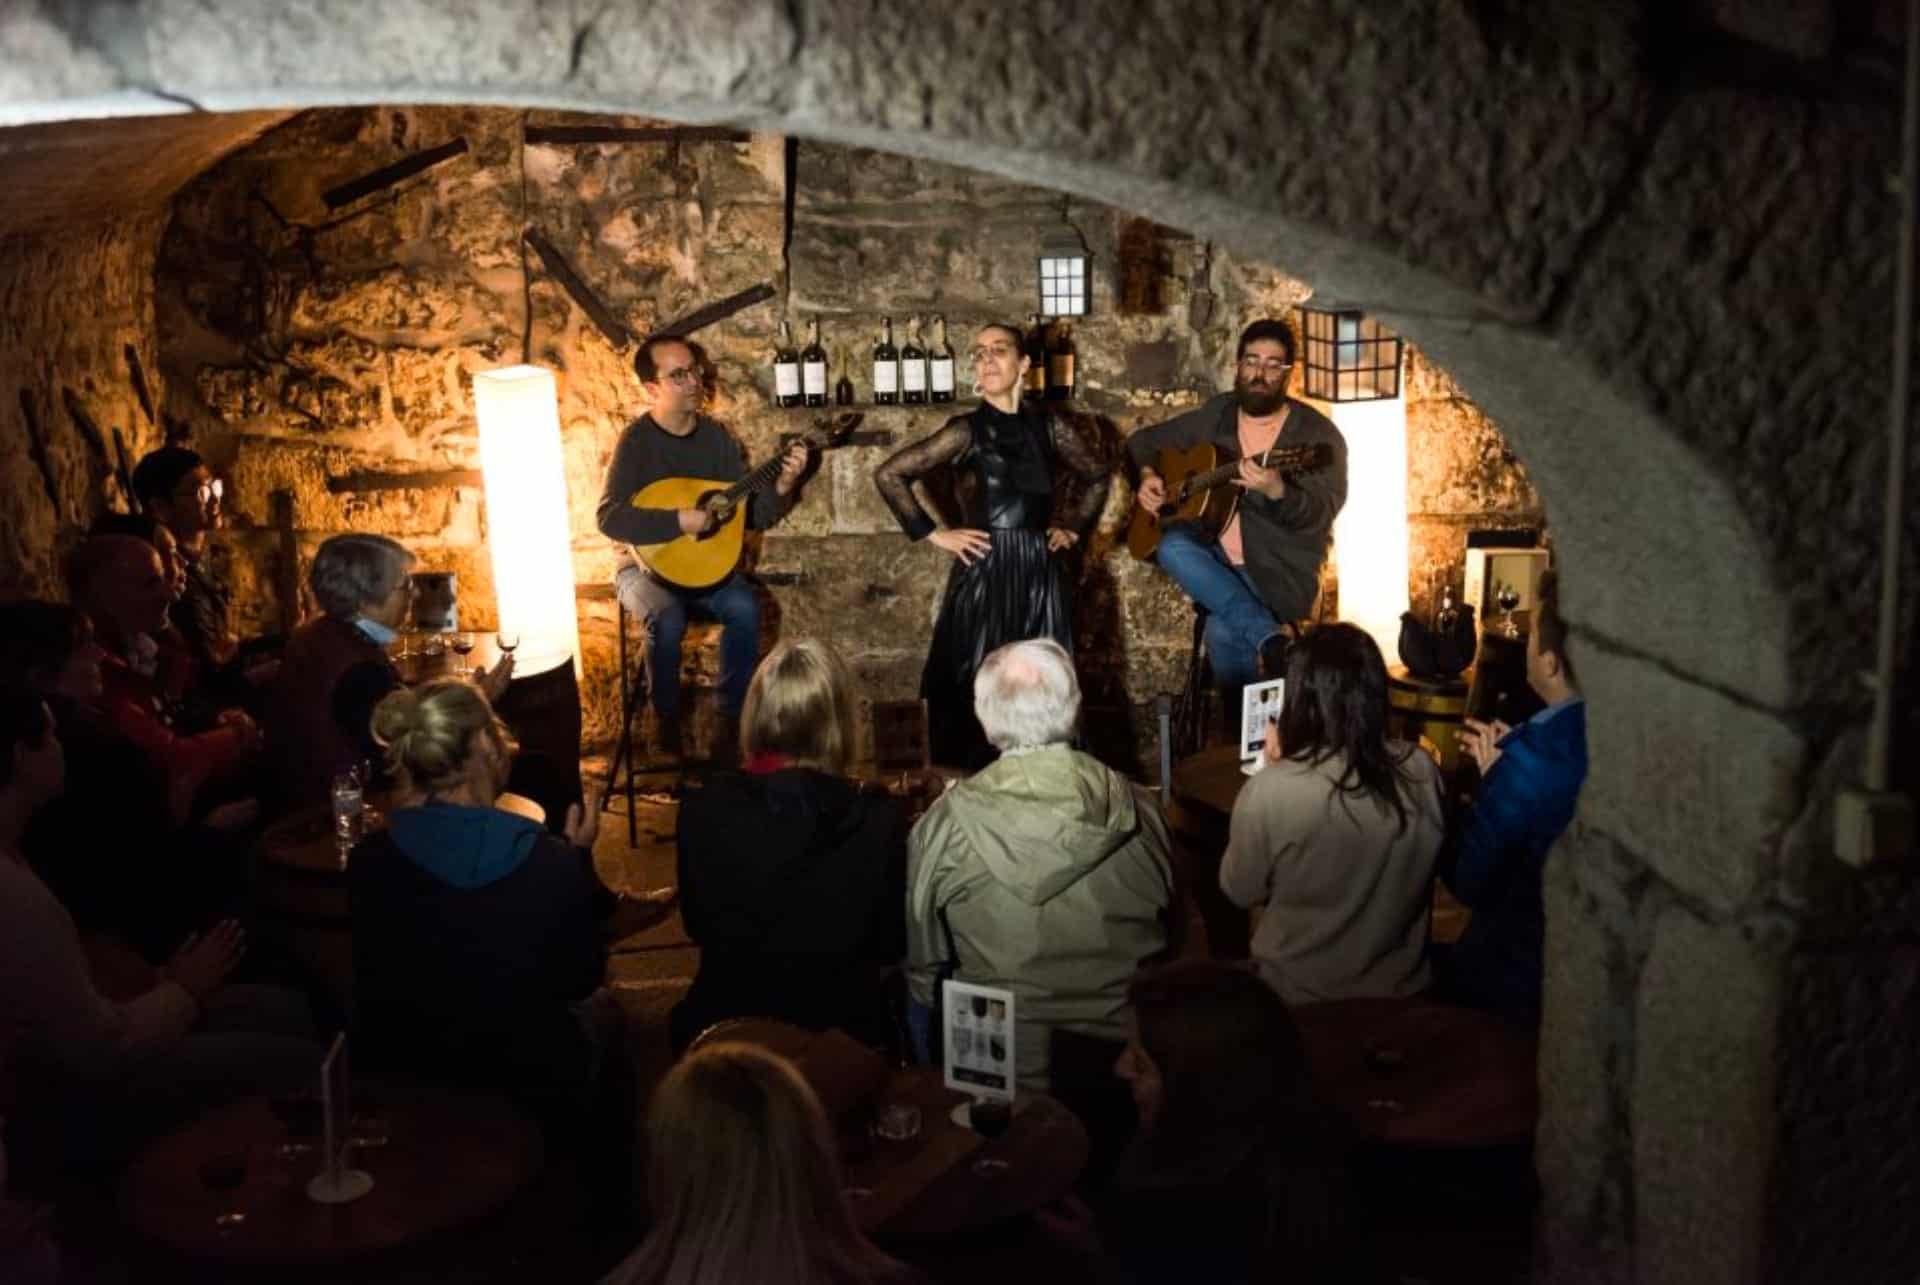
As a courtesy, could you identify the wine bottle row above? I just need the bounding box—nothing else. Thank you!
[770,313,1079,408]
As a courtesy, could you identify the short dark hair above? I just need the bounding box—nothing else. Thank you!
[0,601,91,691]
[91,511,166,545]
[130,446,204,511]
[634,334,699,384]
[0,678,51,791]
[1236,319,1296,366]
[976,321,1024,350]
[1533,569,1576,686]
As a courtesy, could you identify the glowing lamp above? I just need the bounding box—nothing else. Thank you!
[473,366,580,678]
[1330,394,1411,665]
[1298,303,1403,402]
[1038,225,1090,318]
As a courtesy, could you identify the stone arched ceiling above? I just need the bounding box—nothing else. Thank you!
[0,0,1904,912]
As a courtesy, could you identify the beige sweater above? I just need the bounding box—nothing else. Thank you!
[1221,746,1443,1005]
[0,854,197,1085]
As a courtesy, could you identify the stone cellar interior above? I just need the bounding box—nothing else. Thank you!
[1,5,1918,1285]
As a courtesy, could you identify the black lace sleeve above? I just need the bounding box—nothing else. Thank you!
[874,418,973,540]
[1048,414,1113,539]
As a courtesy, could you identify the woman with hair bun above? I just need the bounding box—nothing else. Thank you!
[349,678,619,1130]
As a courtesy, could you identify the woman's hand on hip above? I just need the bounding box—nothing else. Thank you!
[928,528,992,565]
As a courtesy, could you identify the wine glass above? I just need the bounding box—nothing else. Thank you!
[497,631,520,662]
[450,631,476,677]
[199,1153,248,1230]
[1497,583,1523,638]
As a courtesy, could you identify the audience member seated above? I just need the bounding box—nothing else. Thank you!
[1221,622,1444,1005]
[0,681,318,1176]
[1438,571,1586,1026]
[130,445,280,705]
[66,534,260,828]
[350,679,619,1131]
[604,1042,923,1285]
[1,601,198,959]
[672,639,908,1054]
[1040,960,1363,1285]
[267,534,516,813]
[906,638,1176,1094]
[89,511,207,724]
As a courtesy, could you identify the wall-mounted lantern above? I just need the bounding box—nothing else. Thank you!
[1297,302,1403,402]
[1038,222,1090,319]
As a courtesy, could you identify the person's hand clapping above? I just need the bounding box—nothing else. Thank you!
[563,788,603,853]
[1459,717,1511,775]
[928,528,993,566]
[164,918,246,1002]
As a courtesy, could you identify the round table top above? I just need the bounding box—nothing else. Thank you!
[1169,743,1254,818]
[691,1020,1089,1242]
[1291,997,1537,1148]
[119,1081,543,1267]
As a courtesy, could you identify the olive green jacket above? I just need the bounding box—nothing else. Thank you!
[906,745,1176,1091]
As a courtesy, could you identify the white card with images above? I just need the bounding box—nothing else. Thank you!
[1239,678,1285,775]
[942,979,1015,1103]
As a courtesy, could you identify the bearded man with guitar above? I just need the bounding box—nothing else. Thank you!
[595,334,810,760]
[1127,319,1348,707]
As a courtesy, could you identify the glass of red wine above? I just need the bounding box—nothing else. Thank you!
[497,631,519,666]
[451,631,476,677]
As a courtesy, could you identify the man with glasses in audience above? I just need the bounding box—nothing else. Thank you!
[1126,320,1349,719]
[596,335,809,762]
[131,446,279,710]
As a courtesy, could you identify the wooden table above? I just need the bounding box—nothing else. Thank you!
[1290,997,1537,1148]
[120,1081,543,1269]
[693,1021,1089,1242]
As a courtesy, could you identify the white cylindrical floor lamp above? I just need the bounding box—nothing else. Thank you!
[1331,394,1411,665]
[473,365,581,679]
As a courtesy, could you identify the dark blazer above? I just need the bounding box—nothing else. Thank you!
[1440,699,1588,1024]
[672,768,909,1052]
[1125,393,1348,622]
[350,805,613,1120]
[264,615,397,810]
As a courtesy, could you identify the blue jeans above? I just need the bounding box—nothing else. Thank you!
[1154,525,1279,692]
[615,563,759,720]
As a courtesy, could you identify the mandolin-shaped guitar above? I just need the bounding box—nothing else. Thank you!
[1126,440,1332,561]
[627,412,861,589]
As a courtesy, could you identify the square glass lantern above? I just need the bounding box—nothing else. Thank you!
[1298,303,1403,401]
[1038,228,1089,318]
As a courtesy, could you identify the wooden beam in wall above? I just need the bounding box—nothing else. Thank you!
[649,283,777,340]
[523,227,636,349]
[325,468,483,495]
[322,137,471,210]
[270,489,300,635]
[523,125,751,146]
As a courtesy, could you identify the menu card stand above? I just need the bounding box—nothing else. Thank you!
[306,1032,374,1205]
[1238,678,1285,776]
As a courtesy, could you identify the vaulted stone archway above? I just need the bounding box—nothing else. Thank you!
[1,4,1913,1282]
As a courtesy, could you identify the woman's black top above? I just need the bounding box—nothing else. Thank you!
[672,768,909,1053]
[873,401,1108,540]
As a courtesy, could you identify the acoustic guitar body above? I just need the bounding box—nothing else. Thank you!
[1125,443,1236,561]
[627,476,748,590]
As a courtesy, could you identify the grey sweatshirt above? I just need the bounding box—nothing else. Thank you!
[595,414,790,548]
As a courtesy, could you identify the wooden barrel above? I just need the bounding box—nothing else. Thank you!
[1387,666,1470,773]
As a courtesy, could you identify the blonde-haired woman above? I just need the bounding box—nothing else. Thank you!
[670,639,908,1053]
[350,678,615,1128]
[605,1043,921,1285]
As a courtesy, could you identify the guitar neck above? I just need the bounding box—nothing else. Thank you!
[722,450,795,505]
[1176,447,1319,499]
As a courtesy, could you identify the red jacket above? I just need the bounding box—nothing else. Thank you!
[97,645,254,823]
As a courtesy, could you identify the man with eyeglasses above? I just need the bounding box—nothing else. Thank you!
[595,334,809,761]
[131,446,279,714]
[1126,320,1349,718]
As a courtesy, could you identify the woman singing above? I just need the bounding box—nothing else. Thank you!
[874,322,1110,768]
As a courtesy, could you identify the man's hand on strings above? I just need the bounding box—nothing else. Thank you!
[1233,457,1286,501]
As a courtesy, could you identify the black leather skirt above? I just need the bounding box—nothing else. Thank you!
[920,527,1072,769]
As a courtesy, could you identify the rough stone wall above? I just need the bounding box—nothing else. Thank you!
[0,219,168,600]
[8,3,1920,1281]
[155,108,1541,761]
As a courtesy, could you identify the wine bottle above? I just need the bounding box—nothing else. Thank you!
[930,315,956,403]
[773,319,801,408]
[834,342,855,406]
[900,315,928,405]
[801,319,828,408]
[873,317,899,406]
[1046,322,1076,401]
[1022,315,1048,401]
